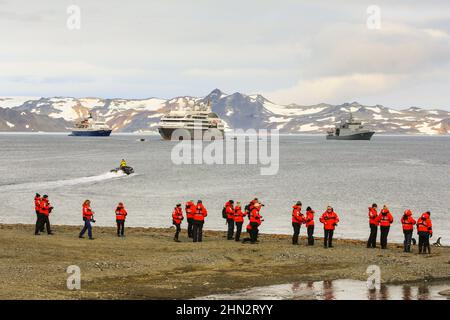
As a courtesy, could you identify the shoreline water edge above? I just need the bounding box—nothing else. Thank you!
[0,223,449,299]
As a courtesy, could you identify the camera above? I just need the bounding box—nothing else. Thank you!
[91,219,96,223]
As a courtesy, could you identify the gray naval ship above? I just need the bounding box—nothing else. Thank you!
[326,113,375,140]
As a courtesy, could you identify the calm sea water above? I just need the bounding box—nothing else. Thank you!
[0,133,449,242]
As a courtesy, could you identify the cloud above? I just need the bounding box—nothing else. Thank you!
[266,73,404,106]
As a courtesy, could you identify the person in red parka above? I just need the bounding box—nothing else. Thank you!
[291,201,304,245]
[401,209,416,252]
[367,203,378,248]
[305,206,315,246]
[38,195,54,235]
[417,211,432,254]
[115,202,128,237]
[79,200,94,240]
[192,200,207,242]
[319,206,339,248]
[172,203,184,242]
[185,200,196,238]
[249,202,263,244]
[34,193,45,235]
[224,200,235,240]
[233,202,246,242]
[376,205,394,249]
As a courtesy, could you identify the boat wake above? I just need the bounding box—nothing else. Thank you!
[0,171,129,192]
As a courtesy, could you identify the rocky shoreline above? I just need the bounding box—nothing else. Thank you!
[0,223,449,299]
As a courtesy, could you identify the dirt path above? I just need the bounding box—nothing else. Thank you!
[0,224,449,299]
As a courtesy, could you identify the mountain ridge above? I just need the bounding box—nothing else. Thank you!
[0,90,449,135]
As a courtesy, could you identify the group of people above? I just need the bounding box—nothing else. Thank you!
[367,204,433,254]
[33,195,128,240]
[34,193,54,235]
[33,194,435,254]
[290,202,340,248]
[78,200,128,240]
[172,198,264,243]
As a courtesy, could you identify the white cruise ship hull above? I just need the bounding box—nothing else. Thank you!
[158,127,224,140]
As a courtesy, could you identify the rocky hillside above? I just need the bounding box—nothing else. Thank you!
[0,90,449,134]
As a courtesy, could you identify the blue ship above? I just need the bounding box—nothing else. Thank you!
[70,114,112,137]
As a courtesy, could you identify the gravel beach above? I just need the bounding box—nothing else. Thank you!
[0,224,449,299]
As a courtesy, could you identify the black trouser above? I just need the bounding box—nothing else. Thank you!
[41,215,51,234]
[307,225,314,245]
[36,210,44,232]
[380,226,390,249]
[403,230,413,252]
[173,222,181,240]
[250,222,259,243]
[34,213,45,234]
[187,218,194,238]
[192,220,204,242]
[324,229,334,247]
[292,222,301,244]
[235,222,243,241]
[367,224,378,248]
[116,220,125,236]
[227,218,235,240]
[418,231,431,254]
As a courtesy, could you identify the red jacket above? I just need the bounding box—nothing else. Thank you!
[82,204,93,221]
[319,211,339,230]
[233,206,246,223]
[305,210,315,227]
[185,201,195,219]
[401,210,415,231]
[292,205,304,224]
[250,208,262,225]
[172,207,184,224]
[377,210,393,227]
[34,196,41,212]
[368,207,378,226]
[225,202,234,219]
[115,206,128,221]
[193,204,207,222]
[40,199,51,216]
[417,212,432,235]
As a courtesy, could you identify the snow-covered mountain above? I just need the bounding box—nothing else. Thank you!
[1,90,449,134]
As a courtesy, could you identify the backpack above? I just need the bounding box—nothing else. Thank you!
[222,206,227,219]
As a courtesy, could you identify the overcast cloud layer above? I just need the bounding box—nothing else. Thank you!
[1,0,449,109]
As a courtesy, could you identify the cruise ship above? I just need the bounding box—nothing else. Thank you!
[326,113,375,140]
[158,102,225,140]
[70,114,112,136]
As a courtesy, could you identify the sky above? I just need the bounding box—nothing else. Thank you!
[1,0,450,109]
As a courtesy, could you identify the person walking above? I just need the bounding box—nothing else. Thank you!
[401,209,416,252]
[291,201,304,245]
[367,203,379,248]
[115,202,128,237]
[377,205,394,249]
[417,211,432,254]
[224,200,235,240]
[79,200,94,240]
[305,206,315,245]
[319,206,339,248]
[233,202,246,242]
[192,200,207,242]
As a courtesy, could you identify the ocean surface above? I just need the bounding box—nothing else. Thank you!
[0,133,449,242]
